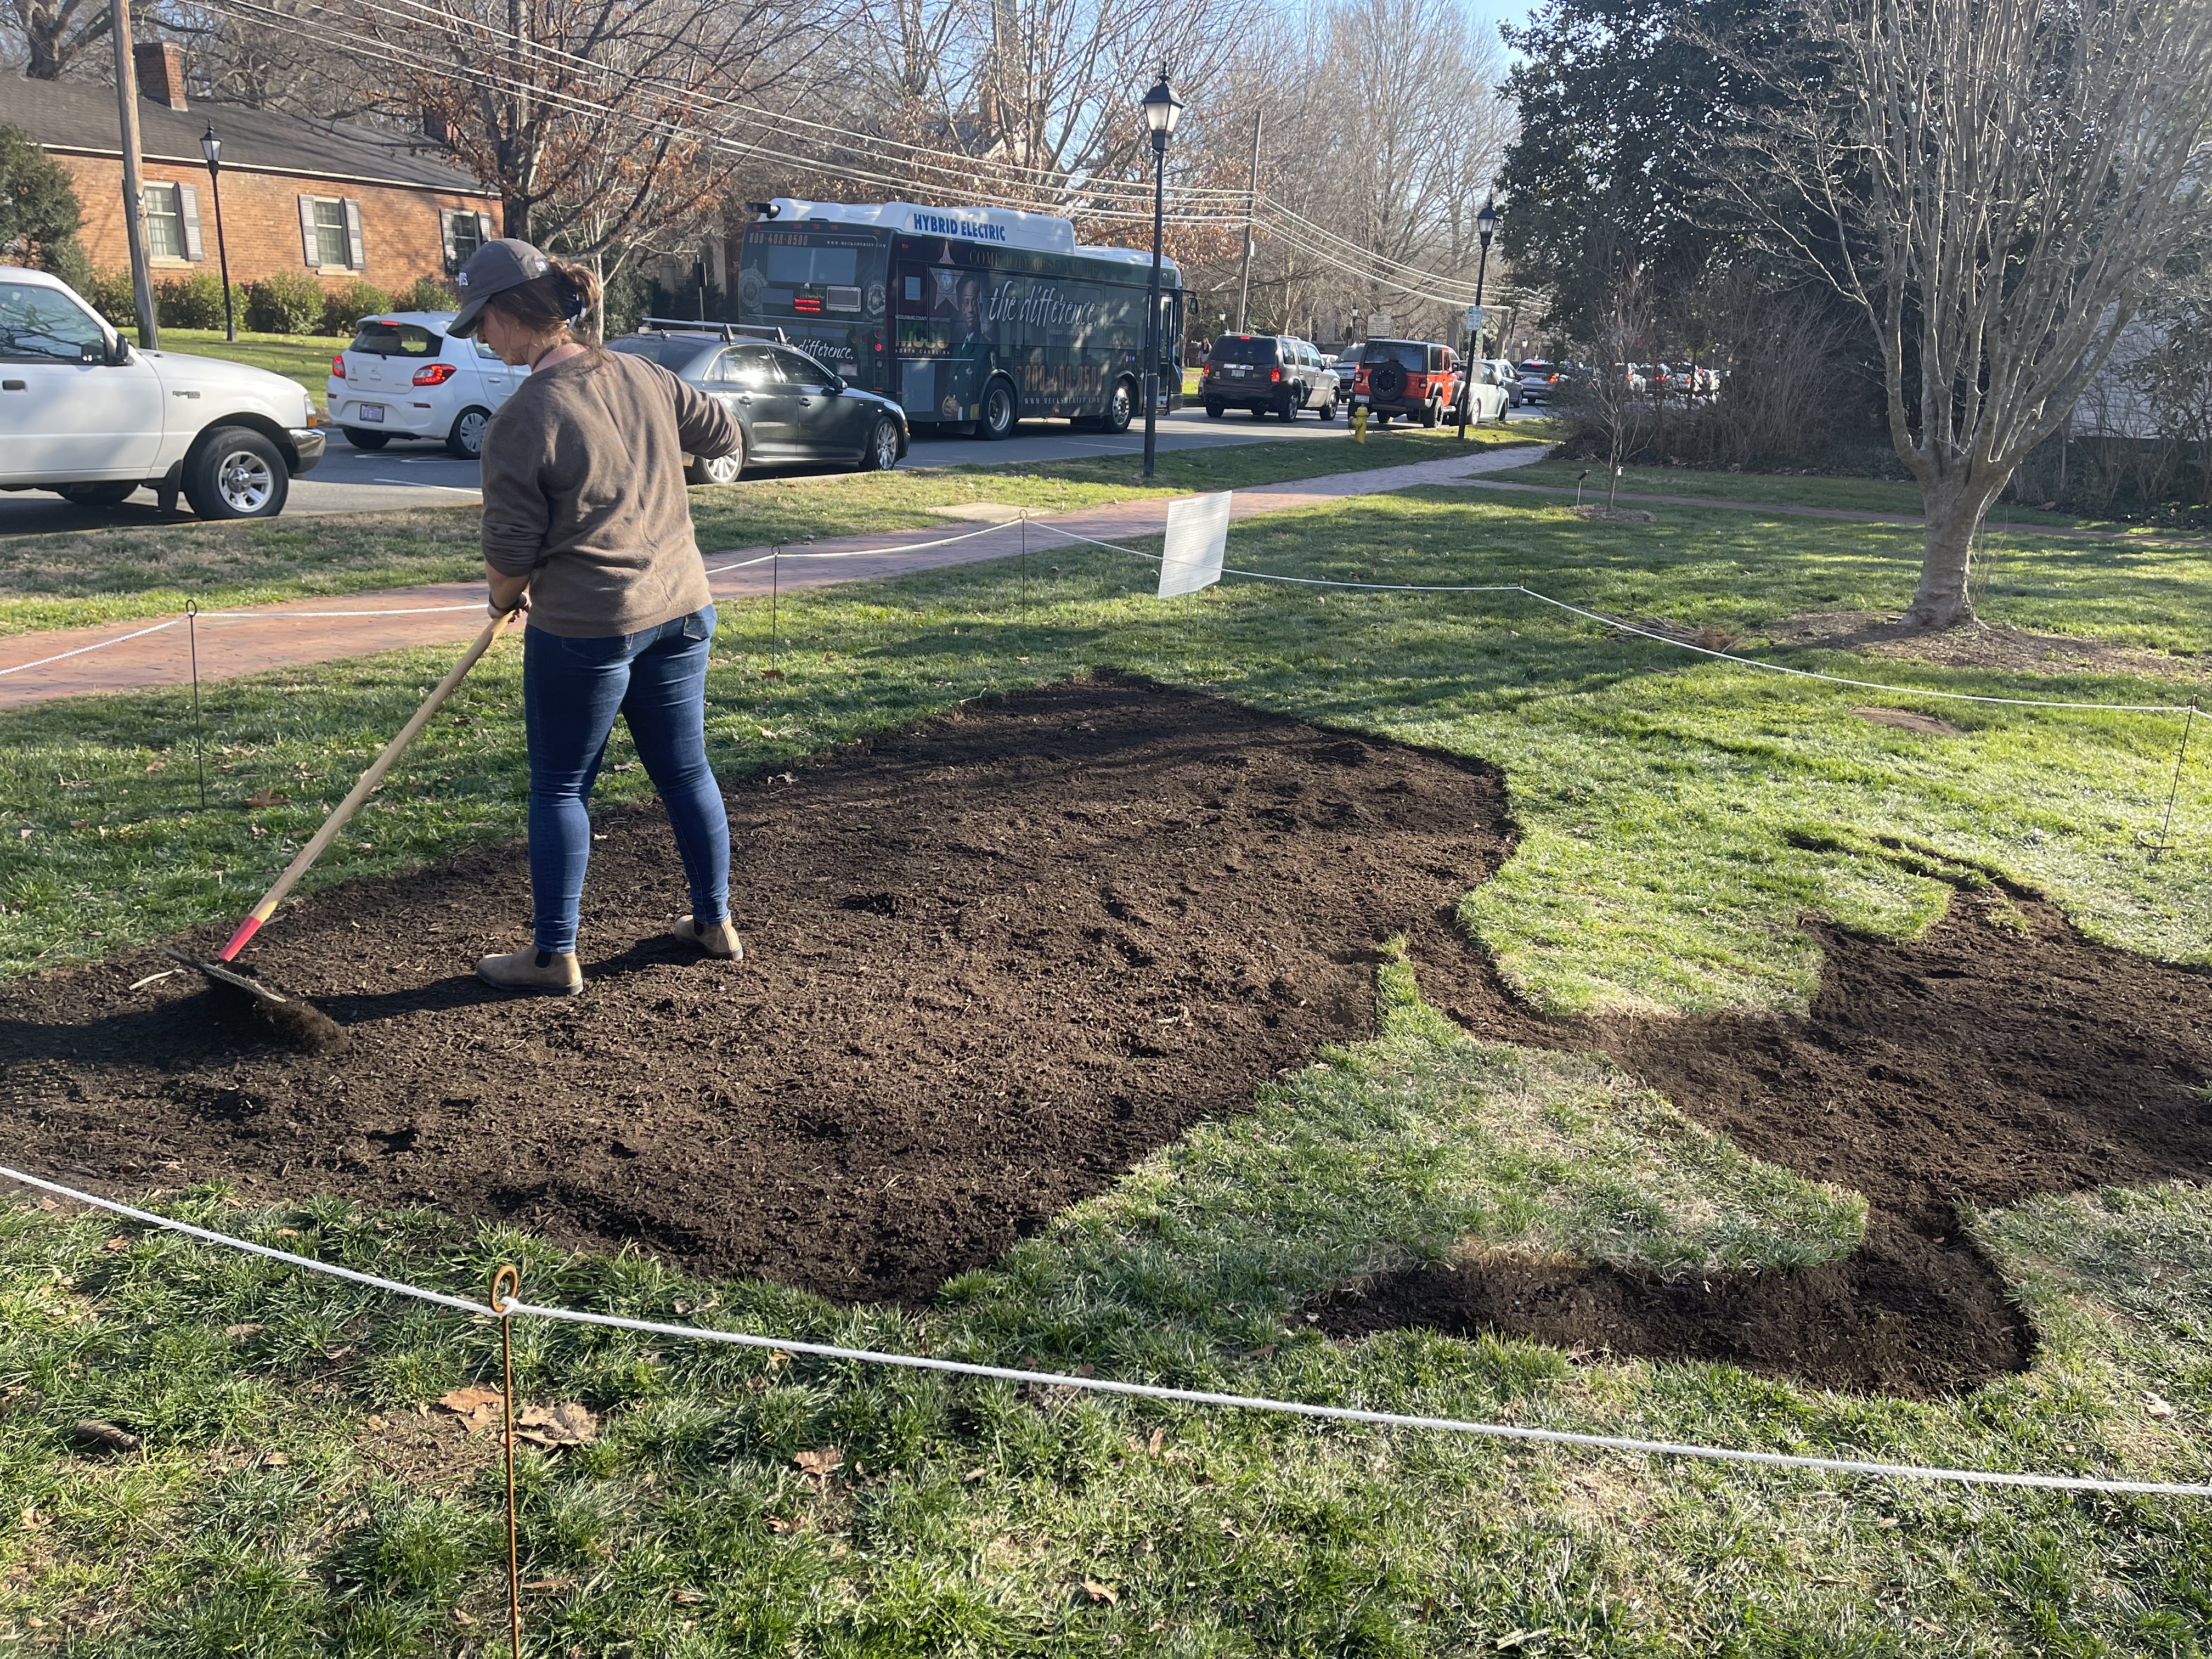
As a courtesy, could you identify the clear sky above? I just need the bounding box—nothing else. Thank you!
[1468,0,1538,60]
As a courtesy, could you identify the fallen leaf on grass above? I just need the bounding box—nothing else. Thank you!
[434,1385,504,1433]
[243,789,288,808]
[1146,1427,1165,1458]
[766,1516,800,1534]
[450,1607,475,1627]
[520,1578,573,1594]
[514,1402,596,1446]
[673,1588,706,1605]
[1076,1579,1119,1606]
[261,1451,289,1468]
[1217,1517,1242,1539]
[794,1445,843,1479]
[2144,1392,2177,1420]
[70,1420,140,1453]
[223,1322,262,1341]
[100,1236,130,1252]
[1494,1630,1553,1651]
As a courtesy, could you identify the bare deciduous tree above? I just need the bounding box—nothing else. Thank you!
[1751,0,2212,627]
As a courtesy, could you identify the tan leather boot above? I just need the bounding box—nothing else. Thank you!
[670,914,742,960]
[476,945,583,995]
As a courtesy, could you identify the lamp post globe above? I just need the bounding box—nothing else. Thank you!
[1139,67,1182,480]
[200,121,236,342]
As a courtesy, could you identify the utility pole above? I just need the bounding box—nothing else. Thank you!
[108,0,159,349]
[1233,109,1261,333]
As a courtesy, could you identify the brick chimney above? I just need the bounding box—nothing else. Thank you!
[133,41,188,111]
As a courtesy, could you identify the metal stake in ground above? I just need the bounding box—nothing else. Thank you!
[1021,514,1029,625]
[2153,703,2198,860]
[490,1265,524,1659]
[187,599,206,811]
[771,549,781,667]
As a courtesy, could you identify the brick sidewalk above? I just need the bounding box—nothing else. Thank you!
[0,447,1534,708]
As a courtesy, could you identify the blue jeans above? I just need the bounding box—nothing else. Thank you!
[522,606,729,953]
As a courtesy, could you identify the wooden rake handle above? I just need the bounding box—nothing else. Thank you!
[219,606,520,961]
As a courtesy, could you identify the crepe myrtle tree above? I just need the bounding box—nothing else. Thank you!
[1748,0,2212,628]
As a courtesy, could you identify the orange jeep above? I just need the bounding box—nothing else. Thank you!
[1350,338,1462,426]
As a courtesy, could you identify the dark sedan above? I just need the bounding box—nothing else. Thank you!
[607,327,907,483]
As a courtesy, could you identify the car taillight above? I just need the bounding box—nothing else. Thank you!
[413,363,458,386]
[331,354,346,376]
[1269,366,1282,382]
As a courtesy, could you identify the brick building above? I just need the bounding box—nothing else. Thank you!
[7,46,499,295]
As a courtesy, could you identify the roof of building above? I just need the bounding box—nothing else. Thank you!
[3,72,488,195]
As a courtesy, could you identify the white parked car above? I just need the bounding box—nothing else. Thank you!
[326,311,525,459]
[0,264,324,520]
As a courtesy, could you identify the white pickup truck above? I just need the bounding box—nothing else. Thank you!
[0,264,325,520]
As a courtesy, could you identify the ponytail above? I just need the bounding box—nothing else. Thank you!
[481,257,603,345]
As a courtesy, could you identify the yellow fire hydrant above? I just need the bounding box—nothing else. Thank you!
[1351,404,1369,443]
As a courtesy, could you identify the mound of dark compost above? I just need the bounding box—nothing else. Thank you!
[0,673,1513,1304]
[1348,882,2212,1395]
[5,672,2209,1400]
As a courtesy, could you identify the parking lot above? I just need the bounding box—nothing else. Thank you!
[0,403,1545,537]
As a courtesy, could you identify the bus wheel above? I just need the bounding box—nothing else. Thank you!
[978,379,1019,441]
[1103,379,1134,433]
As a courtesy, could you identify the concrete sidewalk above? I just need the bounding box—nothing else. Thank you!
[0,446,1536,708]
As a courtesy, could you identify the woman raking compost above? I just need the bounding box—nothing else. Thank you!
[451,238,746,994]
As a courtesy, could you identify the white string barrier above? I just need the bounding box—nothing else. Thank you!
[0,615,182,679]
[0,524,1021,690]
[1048,526,2204,716]
[5,1164,2208,1499]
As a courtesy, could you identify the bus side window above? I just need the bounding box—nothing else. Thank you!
[902,274,924,304]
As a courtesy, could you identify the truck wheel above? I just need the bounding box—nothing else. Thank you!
[57,482,138,507]
[977,378,1019,440]
[1419,397,1439,428]
[685,432,746,486]
[183,427,288,521]
[341,427,390,451]
[447,406,492,459]
[1205,402,1226,419]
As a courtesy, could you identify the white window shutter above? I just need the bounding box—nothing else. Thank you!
[343,199,365,269]
[178,184,205,260]
[476,210,494,242]
[299,196,319,266]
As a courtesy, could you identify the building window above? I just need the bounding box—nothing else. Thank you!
[145,183,185,259]
[313,199,348,267]
[443,208,486,270]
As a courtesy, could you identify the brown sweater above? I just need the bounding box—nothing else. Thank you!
[479,348,740,638]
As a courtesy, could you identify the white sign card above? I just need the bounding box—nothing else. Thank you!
[1157,491,1232,598]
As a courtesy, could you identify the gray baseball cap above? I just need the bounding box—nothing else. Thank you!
[448,237,554,337]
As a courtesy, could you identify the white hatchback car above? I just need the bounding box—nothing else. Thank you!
[0,264,324,519]
[326,311,526,459]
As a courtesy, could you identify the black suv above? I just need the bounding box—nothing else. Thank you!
[1200,334,1339,421]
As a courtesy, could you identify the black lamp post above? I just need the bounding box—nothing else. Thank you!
[1139,67,1183,480]
[199,122,236,342]
[1458,195,1499,438]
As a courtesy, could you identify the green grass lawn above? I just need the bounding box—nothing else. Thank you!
[3,482,2210,1648]
[156,329,342,410]
[1492,460,2156,536]
[0,424,1552,636]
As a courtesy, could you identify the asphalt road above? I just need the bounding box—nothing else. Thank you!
[0,404,1549,537]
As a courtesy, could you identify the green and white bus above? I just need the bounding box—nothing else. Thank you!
[735,198,1184,439]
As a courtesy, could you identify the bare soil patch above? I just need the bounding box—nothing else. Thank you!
[4,676,2209,1400]
[1368,883,2212,1395]
[1764,609,2210,680]
[0,673,1513,1304]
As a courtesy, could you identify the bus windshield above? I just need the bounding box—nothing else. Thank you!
[740,228,887,318]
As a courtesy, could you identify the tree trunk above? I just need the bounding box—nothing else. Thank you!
[1906,473,2000,628]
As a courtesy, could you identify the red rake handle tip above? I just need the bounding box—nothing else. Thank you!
[218,914,263,962]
